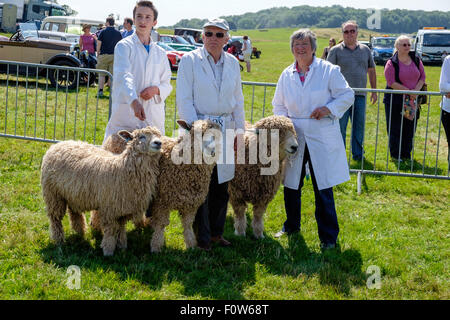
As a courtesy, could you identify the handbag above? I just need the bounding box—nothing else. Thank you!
[418,83,427,105]
[403,95,417,121]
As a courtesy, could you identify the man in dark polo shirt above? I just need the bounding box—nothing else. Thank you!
[97,17,122,96]
[327,20,377,161]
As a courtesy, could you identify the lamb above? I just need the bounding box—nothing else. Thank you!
[229,115,299,239]
[102,119,221,253]
[40,126,162,256]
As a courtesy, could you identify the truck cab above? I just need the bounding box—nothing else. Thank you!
[415,27,450,64]
[370,35,396,65]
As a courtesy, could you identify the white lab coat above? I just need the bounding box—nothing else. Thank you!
[103,32,172,142]
[272,57,355,190]
[176,47,245,184]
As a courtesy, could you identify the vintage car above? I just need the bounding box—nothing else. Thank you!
[156,42,184,70]
[0,23,96,89]
[159,34,196,52]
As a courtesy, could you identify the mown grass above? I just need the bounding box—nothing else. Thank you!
[0,27,449,300]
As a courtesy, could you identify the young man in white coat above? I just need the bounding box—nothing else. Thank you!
[272,29,354,249]
[103,1,172,142]
[176,18,246,251]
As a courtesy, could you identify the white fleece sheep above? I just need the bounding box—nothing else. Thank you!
[40,127,162,256]
[102,120,221,253]
[229,115,298,238]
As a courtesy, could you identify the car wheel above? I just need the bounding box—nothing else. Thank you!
[48,60,79,90]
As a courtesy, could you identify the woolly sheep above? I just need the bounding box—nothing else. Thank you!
[229,115,298,238]
[40,127,162,256]
[102,120,221,253]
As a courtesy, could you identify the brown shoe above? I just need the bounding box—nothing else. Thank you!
[211,236,232,247]
[197,242,211,251]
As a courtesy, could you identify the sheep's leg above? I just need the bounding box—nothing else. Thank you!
[89,210,102,233]
[180,210,197,250]
[150,210,170,253]
[68,208,87,237]
[116,218,127,250]
[231,200,247,237]
[251,203,268,239]
[100,215,120,256]
[46,193,67,244]
[132,214,146,230]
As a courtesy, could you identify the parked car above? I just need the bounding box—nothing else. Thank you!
[156,42,184,70]
[159,34,196,51]
[40,16,104,35]
[37,30,80,44]
[0,23,96,89]
[370,35,396,65]
[174,27,203,46]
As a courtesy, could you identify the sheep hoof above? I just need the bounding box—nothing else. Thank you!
[102,249,115,256]
[234,229,246,237]
[253,233,265,239]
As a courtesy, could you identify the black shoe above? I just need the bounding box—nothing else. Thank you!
[211,236,231,247]
[320,243,336,250]
[197,242,211,251]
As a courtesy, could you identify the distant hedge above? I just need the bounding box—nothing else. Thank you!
[170,5,450,34]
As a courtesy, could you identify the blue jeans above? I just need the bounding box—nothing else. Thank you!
[339,95,366,160]
[283,145,339,245]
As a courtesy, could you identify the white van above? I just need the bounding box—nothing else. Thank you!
[41,16,104,35]
[414,28,450,64]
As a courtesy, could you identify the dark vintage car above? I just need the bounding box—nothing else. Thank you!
[0,23,96,89]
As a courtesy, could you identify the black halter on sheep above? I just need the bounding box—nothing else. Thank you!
[40,127,162,256]
[229,115,299,239]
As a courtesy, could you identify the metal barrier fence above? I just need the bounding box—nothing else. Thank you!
[1,61,449,188]
[0,60,112,145]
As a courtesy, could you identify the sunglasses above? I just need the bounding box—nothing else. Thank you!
[402,43,411,47]
[343,29,356,34]
[204,31,225,38]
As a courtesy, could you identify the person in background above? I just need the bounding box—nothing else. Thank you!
[176,18,245,251]
[103,0,172,141]
[272,29,354,250]
[321,37,336,60]
[122,17,134,38]
[242,35,252,72]
[97,17,122,96]
[95,24,104,38]
[327,20,377,162]
[439,55,450,163]
[383,35,426,161]
[79,24,96,56]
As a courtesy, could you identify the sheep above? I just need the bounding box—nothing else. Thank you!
[228,115,299,239]
[40,126,162,256]
[101,119,221,253]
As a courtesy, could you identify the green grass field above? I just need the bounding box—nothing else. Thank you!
[0,27,449,300]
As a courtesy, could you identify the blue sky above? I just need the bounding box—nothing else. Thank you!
[58,0,450,27]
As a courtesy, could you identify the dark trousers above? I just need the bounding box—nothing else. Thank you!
[283,145,339,245]
[194,166,229,245]
[442,109,450,162]
[385,100,420,159]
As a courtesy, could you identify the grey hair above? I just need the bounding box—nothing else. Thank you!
[290,28,317,55]
[341,20,358,31]
[393,35,411,54]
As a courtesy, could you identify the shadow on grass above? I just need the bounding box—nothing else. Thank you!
[39,215,365,299]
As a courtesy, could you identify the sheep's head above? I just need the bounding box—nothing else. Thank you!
[118,127,162,155]
[177,119,222,161]
[252,116,299,159]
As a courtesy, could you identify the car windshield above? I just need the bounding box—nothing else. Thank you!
[157,42,173,51]
[423,33,450,47]
[372,38,395,48]
[174,35,190,45]
[18,23,39,39]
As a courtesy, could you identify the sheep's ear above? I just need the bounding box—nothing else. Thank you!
[177,120,192,131]
[117,130,133,142]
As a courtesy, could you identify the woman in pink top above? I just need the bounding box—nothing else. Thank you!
[79,24,96,56]
[383,35,426,161]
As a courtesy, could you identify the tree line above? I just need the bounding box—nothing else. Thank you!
[170,5,450,34]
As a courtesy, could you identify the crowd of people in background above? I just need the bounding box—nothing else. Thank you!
[93,1,449,251]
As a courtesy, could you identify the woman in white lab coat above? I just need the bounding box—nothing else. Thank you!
[103,2,172,142]
[272,29,354,249]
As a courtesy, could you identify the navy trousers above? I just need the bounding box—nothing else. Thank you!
[194,166,229,246]
[283,145,339,245]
